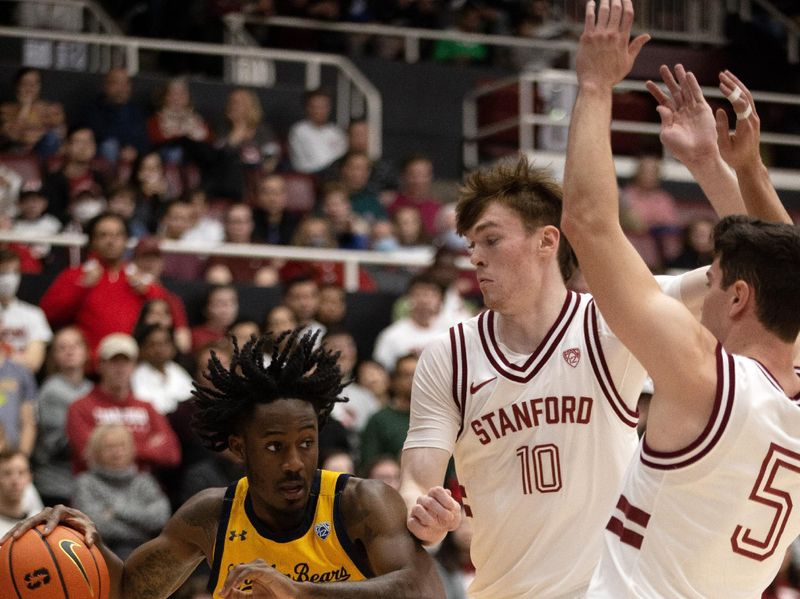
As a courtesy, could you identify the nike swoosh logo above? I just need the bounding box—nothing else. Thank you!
[470,376,497,395]
[59,539,94,597]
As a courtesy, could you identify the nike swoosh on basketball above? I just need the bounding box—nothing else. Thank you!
[470,376,497,394]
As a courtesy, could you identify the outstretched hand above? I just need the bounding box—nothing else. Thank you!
[715,70,762,172]
[0,504,100,548]
[576,0,650,89]
[646,64,718,166]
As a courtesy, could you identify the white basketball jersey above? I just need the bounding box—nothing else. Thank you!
[406,291,647,598]
[588,346,800,598]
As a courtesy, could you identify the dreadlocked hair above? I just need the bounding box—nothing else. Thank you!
[191,328,347,452]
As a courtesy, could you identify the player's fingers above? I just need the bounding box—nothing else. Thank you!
[674,64,692,106]
[655,105,674,128]
[724,70,755,105]
[584,0,597,33]
[628,33,650,59]
[715,108,732,150]
[427,486,461,510]
[621,0,634,33]
[608,0,622,29]
[660,64,683,106]
[597,0,610,29]
[645,80,673,109]
[409,504,436,528]
[686,72,705,105]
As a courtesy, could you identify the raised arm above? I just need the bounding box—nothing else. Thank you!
[646,64,744,217]
[220,479,445,599]
[715,70,793,224]
[562,0,718,450]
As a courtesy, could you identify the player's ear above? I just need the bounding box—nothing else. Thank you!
[228,435,245,462]
[729,280,751,318]
[539,225,560,253]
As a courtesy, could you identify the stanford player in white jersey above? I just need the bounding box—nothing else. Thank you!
[564,1,800,596]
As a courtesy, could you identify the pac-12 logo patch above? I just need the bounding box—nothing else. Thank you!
[315,522,331,540]
[563,348,581,368]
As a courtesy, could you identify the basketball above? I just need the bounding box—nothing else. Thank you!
[0,524,110,599]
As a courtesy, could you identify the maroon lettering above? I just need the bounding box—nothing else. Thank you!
[498,408,517,436]
[512,402,532,430]
[481,412,501,438]
[545,397,559,424]
[562,396,576,423]
[577,397,592,423]
[471,420,491,445]
[530,398,543,426]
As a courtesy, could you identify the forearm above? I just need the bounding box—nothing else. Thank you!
[684,153,744,217]
[563,83,618,232]
[120,547,202,599]
[18,420,36,456]
[735,161,793,224]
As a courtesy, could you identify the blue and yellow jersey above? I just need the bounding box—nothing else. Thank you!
[207,469,373,596]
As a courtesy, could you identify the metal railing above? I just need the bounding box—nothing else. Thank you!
[2,0,123,72]
[0,232,473,292]
[463,69,800,190]
[0,26,384,160]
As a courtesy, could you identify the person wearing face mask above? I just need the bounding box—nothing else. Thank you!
[40,212,171,359]
[0,248,52,373]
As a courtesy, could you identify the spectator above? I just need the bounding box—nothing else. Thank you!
[227,319,261,350]
[31,326,92,506]
[131,324,193,415]
[205,88,280,202]
[263,304,297,339]
[323,328,380,436]
[666,217,716,271]
[0,248,53,373]
[393,204,432,251]
[158,200,207,281]
[339,150,387,222]
[287,88,347,174]
[389,154,441,236]
[181,188,224,245]
[360,353,417,467]
[356,359,390,407]
[372,273,447,371]
[509,3,570,72]
[132,150,178,232]
[621,154,682,265]
[0,67,65,157]
[0,450,43,535]
[280,276,324,340]
[66,332,181,473]
[251,173,300,245]
[433,4,489,65]
[0,347,36,457]
[364,454,401,490]
[190,284,239,353]
[106,184,148,240]
[40,213,171,357]
[344,120,397,193]
[204,203,278,286]
[320,448,355,474]
[146,77,211,149]
[131,246,192,355]
[11,189,61,259]
[316,283,346,329]
[62,187,107,237]
[42,126,104,223]
[280,216,376,290]
[73,424,171,559]
[83,67,148,168]
[433,202,468,253]
[320,182,370,249]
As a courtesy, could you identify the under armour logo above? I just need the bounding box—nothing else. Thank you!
[315,521,331,540]
[563,348,581,368]
[228,530,248,541]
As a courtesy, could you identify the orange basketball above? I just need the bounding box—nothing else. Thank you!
[0,524,110,599]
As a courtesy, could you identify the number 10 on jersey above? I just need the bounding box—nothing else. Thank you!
[517,444,563,494]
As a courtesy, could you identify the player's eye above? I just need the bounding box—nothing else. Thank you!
[266,442,281,453]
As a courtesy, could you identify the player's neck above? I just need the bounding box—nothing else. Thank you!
[496,285,569,354]
[725,327,800,394]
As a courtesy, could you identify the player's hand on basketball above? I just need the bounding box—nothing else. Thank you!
[220,559,298,598]
[576,0,650,89]
[646,64,718,167]
[407,486,462,545]
[0,505,99,548]
[715,70,761,172]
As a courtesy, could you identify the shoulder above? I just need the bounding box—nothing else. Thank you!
[340,477,406,537]
[166,486,228,555]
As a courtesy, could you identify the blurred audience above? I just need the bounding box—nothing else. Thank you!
[190,284,239,353]
[0,68,65,157]
[132,324,194,415]
[288,88,347,174]
[252,173,301,245]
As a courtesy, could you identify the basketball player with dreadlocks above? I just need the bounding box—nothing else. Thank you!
[2,330,444,599]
